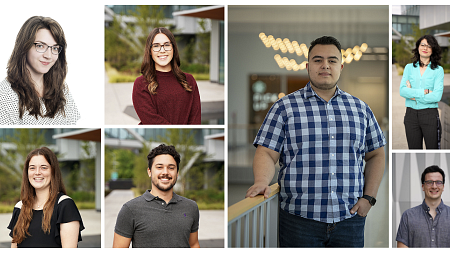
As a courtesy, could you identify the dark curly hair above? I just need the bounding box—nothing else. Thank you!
[421,165,445,185]
[412,34,442,70]
[147,144,180,171]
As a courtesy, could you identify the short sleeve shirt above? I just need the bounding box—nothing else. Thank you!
[396,200,450,247]
[253,82,386,223]
[114,191,199,248]
[7,193,84,248]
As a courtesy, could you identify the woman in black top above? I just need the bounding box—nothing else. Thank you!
[8,147,84,247]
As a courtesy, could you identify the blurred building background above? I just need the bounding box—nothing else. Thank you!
[104,5,225,125]
[228,5,389,247]
[392,153,450,247]
[0,128,101,248]
[104,128,224,247]
[392,5,450,149]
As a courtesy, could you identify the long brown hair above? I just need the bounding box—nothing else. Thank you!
[12,147,67,244]
[7,16,68,119]
[140,27,192,95]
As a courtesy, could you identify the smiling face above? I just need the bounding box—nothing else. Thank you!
[422,172,444,201]
[148,154,178,192]
[28,155,52,192]
[306,44,344,91]
[26,29,58,81]
[418,38,432,60]
[151,33,174,72]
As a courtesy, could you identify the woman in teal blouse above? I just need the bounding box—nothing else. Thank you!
[400,35,444,149]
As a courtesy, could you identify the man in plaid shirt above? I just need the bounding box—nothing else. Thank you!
[246,36,386,247]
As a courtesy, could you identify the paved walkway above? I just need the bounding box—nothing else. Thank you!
[105,71,225,125]
[0,209,101,248]
[104,190,224,248]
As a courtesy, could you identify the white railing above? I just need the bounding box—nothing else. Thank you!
[228,183,279,247]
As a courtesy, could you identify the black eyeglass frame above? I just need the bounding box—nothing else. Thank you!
[423,180,444,186]
[151,43,173,52]
[33,43,63,55]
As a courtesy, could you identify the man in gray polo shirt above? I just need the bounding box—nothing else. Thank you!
[396,165,450,248]
[113,144,200,248]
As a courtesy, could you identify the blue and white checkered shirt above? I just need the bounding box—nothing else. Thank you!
[253,82,386,223]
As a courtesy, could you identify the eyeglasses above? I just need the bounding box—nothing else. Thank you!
[34,43,62,55]
[424,180,444,186]
[152,43,172,52]
[420,43,432,49]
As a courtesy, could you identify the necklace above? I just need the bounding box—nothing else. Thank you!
[36,200,46,209]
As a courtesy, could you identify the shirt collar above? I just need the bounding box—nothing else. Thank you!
[143,190,182,204]
[303,82,343,100]
[421,199,446,213]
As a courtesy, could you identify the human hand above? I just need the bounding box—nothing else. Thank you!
[406,80,411,88]
[246,183,271,198]
[350,198,372,217]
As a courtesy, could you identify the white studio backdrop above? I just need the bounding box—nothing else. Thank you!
[0,2,105,126]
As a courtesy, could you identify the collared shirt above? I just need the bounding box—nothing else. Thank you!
[115,190,199,248]
[253,82,386,223]
[399,63,444,110]
[396,200,450,248]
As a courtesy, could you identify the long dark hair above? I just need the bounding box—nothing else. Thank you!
[7,16,68,119]
[412,34,441,70]
[140,27,192,95]
[12,147,67,244]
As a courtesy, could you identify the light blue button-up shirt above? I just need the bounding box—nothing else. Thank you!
[399,63,444,110]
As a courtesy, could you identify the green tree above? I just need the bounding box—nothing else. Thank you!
[80,141,96,192]
[0,129,48,203]
[195,19,210,65]
[105,5,169,72]
[133,142,152,191]
[394,24,433,68]
[115,149,135,179]
[157,129,206,194]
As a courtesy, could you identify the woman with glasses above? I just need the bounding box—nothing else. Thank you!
[8,147,84,248]
[0,16,80,125]
[132,27,201,124]
[400,35,444,149]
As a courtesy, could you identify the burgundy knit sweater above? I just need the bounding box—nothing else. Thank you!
[132,71,201,125]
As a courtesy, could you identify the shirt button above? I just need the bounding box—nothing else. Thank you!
[432,239,434,242]
[331,136,334,139]
[332,173,335,175]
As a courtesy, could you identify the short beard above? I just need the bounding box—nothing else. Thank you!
[152,176,177,192]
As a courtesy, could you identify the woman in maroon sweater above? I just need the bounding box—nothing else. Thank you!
[132,27,201,125]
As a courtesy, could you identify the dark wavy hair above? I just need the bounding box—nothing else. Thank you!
[12,147,66,244]
[147,144,181,172]
[421,165,445,185]
[309,36,342,60]
[412,34,441,70]
[140,27,192,95]
[7,16,68,119]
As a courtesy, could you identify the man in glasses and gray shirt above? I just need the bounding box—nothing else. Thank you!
[396,165,450,248]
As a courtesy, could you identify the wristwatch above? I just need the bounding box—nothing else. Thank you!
[360,195,376,206]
